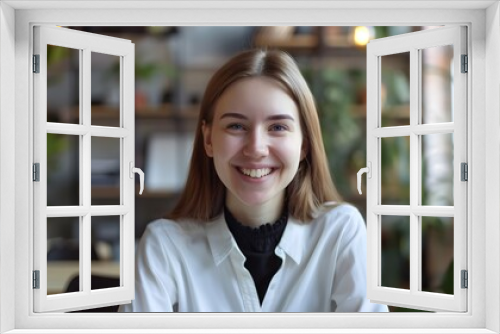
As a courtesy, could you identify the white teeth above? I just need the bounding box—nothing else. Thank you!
[240,168,272,178]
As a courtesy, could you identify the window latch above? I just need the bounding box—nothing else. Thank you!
[129,162,144,195]
[357,162,372,195]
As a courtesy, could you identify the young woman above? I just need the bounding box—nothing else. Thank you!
[119,49,388,312]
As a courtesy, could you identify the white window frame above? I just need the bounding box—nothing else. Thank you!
[33,25,136,313]
[1,1,499,333]
[366,26,468,312]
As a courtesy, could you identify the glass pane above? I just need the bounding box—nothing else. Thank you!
[47,45,80,124]
[381,136,410,205]
[47,217,80,295]
[91,52,120,127]
[422,133,454,206]
[91,216,121,290]
[380,52,410,127]
[381,215,410,290]
[421,45,454,124]
[47,134,80,206]
[91,137,121,205]
[421,216,454,294]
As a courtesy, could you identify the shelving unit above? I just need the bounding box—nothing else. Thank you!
[46,25,413,230]
[74,104,199,120]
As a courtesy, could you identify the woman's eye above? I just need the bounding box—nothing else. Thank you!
[227,123,244,130]
[270,124,288,131]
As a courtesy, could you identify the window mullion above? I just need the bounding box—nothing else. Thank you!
[409,48,420,295]
[81,47,92,294]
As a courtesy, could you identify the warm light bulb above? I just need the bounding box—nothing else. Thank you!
[354,26,371,46]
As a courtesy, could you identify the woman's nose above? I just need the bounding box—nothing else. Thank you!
[243,130,269,158]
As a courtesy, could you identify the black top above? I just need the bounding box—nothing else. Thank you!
[224,207,288,304]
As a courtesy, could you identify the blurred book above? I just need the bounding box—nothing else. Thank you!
[145,133,194,192]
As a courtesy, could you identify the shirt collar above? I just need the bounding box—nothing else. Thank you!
[277,216,304,265]
[206,214,305,266]
[205,214,234,266]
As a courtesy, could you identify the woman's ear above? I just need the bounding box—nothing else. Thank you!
[201,120,214,157]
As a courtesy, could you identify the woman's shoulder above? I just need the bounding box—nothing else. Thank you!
[315,202,363,220]
[311,202,365,233]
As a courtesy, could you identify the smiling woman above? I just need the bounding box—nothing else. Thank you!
[118,49,388,312]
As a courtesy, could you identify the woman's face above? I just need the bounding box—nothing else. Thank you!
[202,77,306,210]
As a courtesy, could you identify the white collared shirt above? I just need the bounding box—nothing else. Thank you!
[119,204,388,312]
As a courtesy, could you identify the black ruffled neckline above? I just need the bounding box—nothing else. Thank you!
[224,207,288,253]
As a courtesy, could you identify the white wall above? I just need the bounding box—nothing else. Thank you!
[485,2,500,333]
[0,2,16,333]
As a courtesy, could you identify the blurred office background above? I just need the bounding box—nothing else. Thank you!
[45,26,454,312]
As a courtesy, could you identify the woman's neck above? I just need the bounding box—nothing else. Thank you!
[225,194,285,228]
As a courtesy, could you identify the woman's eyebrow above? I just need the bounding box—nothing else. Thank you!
[220,112,295,121]
[220,112,247,120]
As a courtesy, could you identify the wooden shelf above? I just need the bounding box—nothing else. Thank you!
[65,104,199,120]
[254,34,319,49]
[92,186,121,199]
[350,104,410,119]
[254,31,358,51]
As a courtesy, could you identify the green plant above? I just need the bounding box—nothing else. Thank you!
[47,45,72,85]
[46,134,69,181]
[303,67,362,198]
[108,59,177,81]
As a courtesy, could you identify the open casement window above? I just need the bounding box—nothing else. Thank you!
[365,26,467,312]
[33,26,139,312]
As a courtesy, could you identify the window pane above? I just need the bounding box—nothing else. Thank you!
[47,217,80,295]
[422,133,454,206]
[421,216,454,294]
[91,216,121,290]
[380,52,410,127]
[91,137,121,205]
[381,136,410,205]
[421,45,454,124]
[47,133,80,206]
[47,45,80,124]
[91,52,120,127]
[381,215,410,290]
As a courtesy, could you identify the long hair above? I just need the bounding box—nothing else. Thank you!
[167,49,341,222]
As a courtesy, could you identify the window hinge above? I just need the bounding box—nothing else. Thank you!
[461,162,468,181]
[33,54,40,73]
[461,270,468,289]
[461,54,468,73]
[33,163,40,182]
[33,270,40,289]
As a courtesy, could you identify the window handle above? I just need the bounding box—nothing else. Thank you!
[357,162,371,195]
[129,162,144,195]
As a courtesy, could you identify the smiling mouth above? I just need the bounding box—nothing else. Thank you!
[237,167,274,178]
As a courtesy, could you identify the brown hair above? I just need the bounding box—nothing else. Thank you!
[167,49,341,222]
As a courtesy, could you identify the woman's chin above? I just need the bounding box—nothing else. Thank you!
[230,192,284,209]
